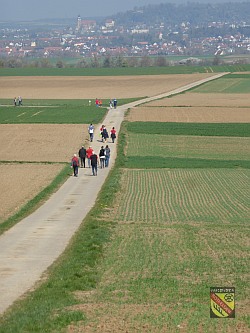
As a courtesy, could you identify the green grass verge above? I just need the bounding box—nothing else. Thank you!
[0,164,70,235]
[127,122,250,137]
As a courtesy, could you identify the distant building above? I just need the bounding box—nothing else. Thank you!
[76,15,96,33]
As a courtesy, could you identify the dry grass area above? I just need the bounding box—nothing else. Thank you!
[126,106,250,123]
[0,163,64,222]
[144,92,250,107]
[0,74,214,99]
[0,124,87,162]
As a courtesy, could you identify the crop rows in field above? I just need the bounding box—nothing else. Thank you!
[114,169,250,224]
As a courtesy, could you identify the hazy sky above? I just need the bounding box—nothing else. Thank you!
[0,0,247,21]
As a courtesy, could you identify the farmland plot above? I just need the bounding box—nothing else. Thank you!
[0,163,64,222]
[0,124,86,162]
[113,169,250,224]
[0,73,214,99]
[74,222,249,332]
[126,133,250,161]
[143,93,250,108]
[126,106,250,123]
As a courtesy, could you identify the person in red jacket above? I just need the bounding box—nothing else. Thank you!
[86,146,93,168]
[71,154,79,177]
[110,127,116,143]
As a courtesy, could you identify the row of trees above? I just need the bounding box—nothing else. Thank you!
[0,55,249,69]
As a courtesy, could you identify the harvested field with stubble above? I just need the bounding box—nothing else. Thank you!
[0,163,64,222]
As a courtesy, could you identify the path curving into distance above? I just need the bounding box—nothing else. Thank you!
[0,73,227,315]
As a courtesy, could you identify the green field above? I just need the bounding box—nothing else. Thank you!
[192,74,250,93]
[127,121,250,137]
[0,98,139,124]
[114,169,249,223]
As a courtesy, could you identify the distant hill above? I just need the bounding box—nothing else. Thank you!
[113,2,250,25]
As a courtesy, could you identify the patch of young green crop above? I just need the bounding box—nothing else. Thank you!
[191,77,250,93]
[225,73,250,79]
[0,105,106,124]
[127,122,250,137]
[114,169,250,224]
[126,133,250,161]
[126,156,250,169]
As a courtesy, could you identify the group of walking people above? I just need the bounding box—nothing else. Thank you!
[13,96,22,106]
[71,121,117,177]
[71,144,111,177]
[88,124,117,144]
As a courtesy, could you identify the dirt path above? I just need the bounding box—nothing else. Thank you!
[0,73,226,315]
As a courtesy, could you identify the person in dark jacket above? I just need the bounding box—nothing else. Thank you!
[90,151,98,176]
[99,146,106,169]
[78,146,86,168]
[101,125,109,143]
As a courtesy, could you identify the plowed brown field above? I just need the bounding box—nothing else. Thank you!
[0,124,87,162]
[0,163,64,222]
[144,92,250,107]
[127,90,250,123]
[0,74,214,99]
[126,106,250,123]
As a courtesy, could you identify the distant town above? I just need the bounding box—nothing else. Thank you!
[0,2,250,67]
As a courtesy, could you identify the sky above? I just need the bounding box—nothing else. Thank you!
[0,0,247,22]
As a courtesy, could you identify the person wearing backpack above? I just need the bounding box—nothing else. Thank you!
[71,154,79,177]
